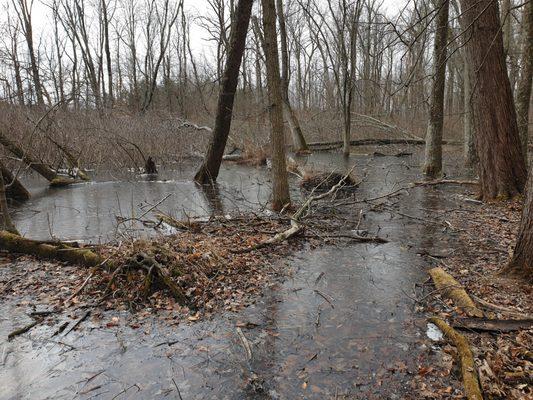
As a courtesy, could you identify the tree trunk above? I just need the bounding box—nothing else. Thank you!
[424,0,450,177]
[463,57,477,167]
[262,0,290,211]
[504,165,533,281]
[0,162,30,200]
[459,0,527,200]
[276,0,309,153]
[0,171,18,234]
[515,0,533,163]
[194,0,254,184]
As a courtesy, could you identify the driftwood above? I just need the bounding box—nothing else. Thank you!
[429,317,483,400]
[452,317,533,333]
[428,267,484,317]
[0,230,103,267]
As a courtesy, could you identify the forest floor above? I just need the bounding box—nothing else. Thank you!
[416,197,532,399]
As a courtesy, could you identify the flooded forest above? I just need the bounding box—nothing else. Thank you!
[0,0,532,398]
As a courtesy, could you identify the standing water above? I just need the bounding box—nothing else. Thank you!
[1,147,470,399]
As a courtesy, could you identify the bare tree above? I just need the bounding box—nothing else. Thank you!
[276,0,308,153]
[11,0,45,106]
[194,0,254,184]
[263,0,290,210]
[423,0,450,177]
[0,162,18,234]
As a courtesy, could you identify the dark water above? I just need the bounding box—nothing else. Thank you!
[1,147,471,399]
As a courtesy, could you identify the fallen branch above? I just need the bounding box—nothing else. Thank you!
[428,267,484,318]
[470,294,533,319]
[429,317,483,400]
[452,317,533,333]
[234,166,357,253]
[412,179,479,187]
[236,327,252,360]
[7,317,43,340]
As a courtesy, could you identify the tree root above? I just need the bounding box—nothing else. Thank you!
[0,230,103,267]
[128,252,187,304]
[428,267,484,317]
[429,317,483,400]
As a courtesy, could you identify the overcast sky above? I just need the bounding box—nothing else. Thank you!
[4,0,407,61]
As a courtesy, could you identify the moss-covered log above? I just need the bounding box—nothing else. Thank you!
[0,230,102,267]
[429,267,484,317]
[429,317,483,400]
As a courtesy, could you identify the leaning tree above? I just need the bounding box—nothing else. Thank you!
[194,0,254,184]
[459,0,527,200]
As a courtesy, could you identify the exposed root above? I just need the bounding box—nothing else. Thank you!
[429,317,483,400]
[428,267,484,317]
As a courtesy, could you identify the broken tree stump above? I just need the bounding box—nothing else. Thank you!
[144,156,158,174]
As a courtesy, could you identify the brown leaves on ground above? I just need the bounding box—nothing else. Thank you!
[422,198,532,399]
[0,215,307,323]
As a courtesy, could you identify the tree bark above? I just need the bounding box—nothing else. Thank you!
[463,53,477,167]
[276,0,309,153]
[515,0,533,163]
[459,0,527,200]
[0,162,30,200]
[423,0,450,178]
[0,170,18,235]
[504,165,533,282]
[194,0,254,184]
[262,0,290,211]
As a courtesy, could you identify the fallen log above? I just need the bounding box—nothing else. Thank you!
[307,138,461,150]
[0,131,83,186]
[429,317,483,400]
[0,163,30,200]
[0,230,103,267]
[452,317,533,333]
[428,267,484,318]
